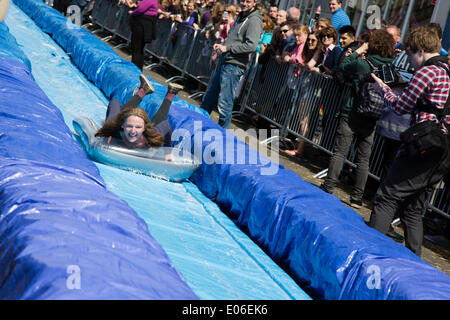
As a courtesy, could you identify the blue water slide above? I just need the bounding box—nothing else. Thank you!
[0,26,197,299]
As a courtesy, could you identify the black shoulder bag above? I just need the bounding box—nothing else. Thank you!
[399,61,450,157]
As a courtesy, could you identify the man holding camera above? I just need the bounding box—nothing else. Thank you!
[369,26,450,256]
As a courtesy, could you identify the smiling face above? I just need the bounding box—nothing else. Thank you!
[280,25,292,40]
[321,34,334,47]
[188,1,195,12]
[339,32,355,48]
[329,0,341,14]
[240,0,257,12]
[121,115,146,147]
[307,34,318,50]
[276,10,287,25]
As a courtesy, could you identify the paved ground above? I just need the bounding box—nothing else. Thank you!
[88,26,450,276]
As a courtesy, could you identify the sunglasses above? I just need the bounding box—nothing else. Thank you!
[307,38,317,42]
[321,35,333,39]
[281,29,290,33]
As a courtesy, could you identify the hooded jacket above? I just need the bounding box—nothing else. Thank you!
[338,51,394,118]
[222,8,263,68]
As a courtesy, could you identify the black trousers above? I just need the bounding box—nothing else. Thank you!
[129,15,156,70]
[369,143,450,256]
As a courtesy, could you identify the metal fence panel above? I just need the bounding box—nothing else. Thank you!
[114,6,132,42]
[184,30,218,85]
[163,23,197,73]
[91,0,110,28]
[144,18,173,58]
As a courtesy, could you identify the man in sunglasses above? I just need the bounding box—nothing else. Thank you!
[276,21,296,64]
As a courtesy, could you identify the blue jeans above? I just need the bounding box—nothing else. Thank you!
[201,60,244,129]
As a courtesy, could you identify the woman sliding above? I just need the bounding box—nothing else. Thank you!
[95,74,183,149]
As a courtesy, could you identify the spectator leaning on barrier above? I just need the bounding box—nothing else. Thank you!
[307,26,341,75]
[176,0,199,26]
[283,24,309,68]
[329,0,350,32]
[128,0,158,70]
[368,26,450,256]
[312,17,332,34]
[337,25,358,64]
[284,30,323,157]
[319,29,396,209]
[257,13,275,54]
[302,31,322,64]
[258,9,287,64]
[200,0,263,129]
[277,22,297,64]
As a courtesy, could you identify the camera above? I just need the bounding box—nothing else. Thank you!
[382,64,396,84]
[374,64,396,84]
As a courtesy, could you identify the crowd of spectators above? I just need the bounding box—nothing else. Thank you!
[57,0,449,252]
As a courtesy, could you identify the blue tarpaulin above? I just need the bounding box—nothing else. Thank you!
[0,26,197,299]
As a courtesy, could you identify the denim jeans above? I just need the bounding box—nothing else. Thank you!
[201,60,244,129]
[322,115,376,201]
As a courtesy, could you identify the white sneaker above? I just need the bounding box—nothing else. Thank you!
[139,74,155,95]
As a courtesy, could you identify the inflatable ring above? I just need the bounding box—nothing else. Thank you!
[73,117,199,182]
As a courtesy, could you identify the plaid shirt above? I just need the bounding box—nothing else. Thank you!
[382,62,450,134]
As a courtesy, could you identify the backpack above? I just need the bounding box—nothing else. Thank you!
[354,59,386,120]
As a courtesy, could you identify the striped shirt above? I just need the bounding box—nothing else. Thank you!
[331,8,351,32]
[382,63,450,134]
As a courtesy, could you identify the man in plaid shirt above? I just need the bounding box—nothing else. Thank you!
[368,26,450,256]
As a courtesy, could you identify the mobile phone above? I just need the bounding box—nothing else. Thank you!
[382,64,395,84]
[223,11,228,19]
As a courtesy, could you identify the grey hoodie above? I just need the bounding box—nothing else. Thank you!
[222,8,263,68]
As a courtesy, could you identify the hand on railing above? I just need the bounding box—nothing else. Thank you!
[275,54,283,64]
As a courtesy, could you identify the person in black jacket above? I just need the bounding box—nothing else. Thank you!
[337,25,359,65]
[307,26,341,75]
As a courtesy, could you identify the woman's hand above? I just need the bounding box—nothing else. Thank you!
[344,47,353,57]
[356,42,368,56]
[371,73,388,93]
[283,54,292,64]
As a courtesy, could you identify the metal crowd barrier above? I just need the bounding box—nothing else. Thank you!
[238,55,449,219]
[58,0,449,219]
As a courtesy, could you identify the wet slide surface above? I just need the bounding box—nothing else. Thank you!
[5,4,310,300]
